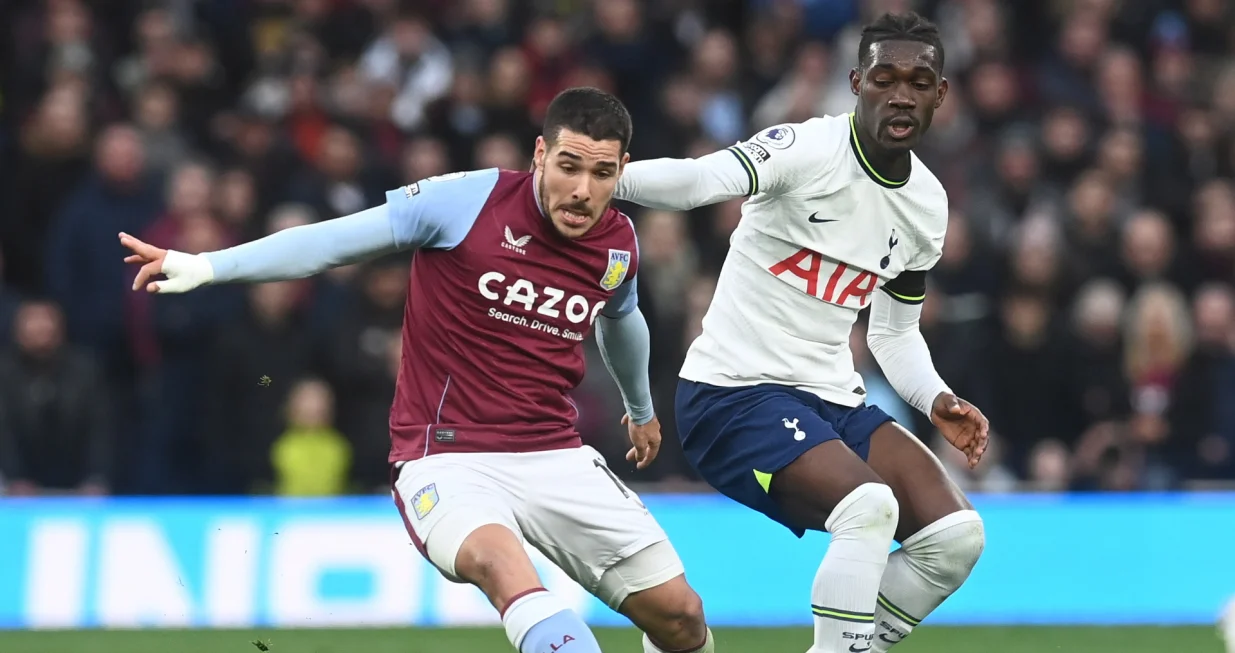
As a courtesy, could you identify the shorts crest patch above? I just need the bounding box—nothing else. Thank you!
[600,249,632,291]
[411,483,439,520]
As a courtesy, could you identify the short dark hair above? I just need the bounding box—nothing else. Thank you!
[542,87,633,154]
[858,12,945,73]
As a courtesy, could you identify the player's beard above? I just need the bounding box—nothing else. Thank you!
[537,172,601,236]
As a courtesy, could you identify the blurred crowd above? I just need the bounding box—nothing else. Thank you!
[1,0,1234,497]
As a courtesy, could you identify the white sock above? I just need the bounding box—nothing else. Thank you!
[810,483,899,653]
[642,627,715,652]
[872,510,985,652]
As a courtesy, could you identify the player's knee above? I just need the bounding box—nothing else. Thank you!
[828,482,899,543]
[936,511,985,584]
[905,510,986,589]
[645,586,707,647]
[674,588,707,638]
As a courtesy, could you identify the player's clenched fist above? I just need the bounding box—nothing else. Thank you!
[623,414,662,470]
[930,392,990,469]
[119,232,214,293]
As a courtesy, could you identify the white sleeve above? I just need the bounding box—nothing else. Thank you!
[866,273,951,417]
[614,149,751,211]
[615,121,829,210]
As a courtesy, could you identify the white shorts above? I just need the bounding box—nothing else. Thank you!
[393,445,684,610]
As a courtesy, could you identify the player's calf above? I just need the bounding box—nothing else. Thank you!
[871,510,985,652]
[454,525,604,653]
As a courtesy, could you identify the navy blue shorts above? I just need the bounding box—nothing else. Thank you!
[675,379,895,537]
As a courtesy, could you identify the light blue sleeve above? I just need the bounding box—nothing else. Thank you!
[601,274,639,318]
[204,169,498,284]
[595,307,655,425]
[205,204,398,283]
[385,168,500,250]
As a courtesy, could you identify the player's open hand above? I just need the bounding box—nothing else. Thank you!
[119,232,212,293]
[623,414,662,470]
[930,392,989,469]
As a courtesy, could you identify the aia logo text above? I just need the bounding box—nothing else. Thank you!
[769,248,879,308]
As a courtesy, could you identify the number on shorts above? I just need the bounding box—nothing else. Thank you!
[593,459,630,498]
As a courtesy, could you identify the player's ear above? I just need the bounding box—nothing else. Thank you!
[936,77,949,108]
[533,136,547,170]
[620,151,630,173]
[849,68,861,96]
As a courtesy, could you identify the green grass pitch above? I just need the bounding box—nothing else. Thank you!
[0,626,1224,652]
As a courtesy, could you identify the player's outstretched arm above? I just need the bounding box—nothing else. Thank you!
[614,149,752,211]
[121,170,498,294]
[120,205,400,293]
[615,122,829,211]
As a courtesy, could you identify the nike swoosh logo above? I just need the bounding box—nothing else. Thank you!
[849,645,872,652]
[807,213,837,223]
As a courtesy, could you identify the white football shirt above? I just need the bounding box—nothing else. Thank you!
[617,113,951,410]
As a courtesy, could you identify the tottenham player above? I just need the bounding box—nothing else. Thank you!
[119,88,714,653]
[614,14,987,653]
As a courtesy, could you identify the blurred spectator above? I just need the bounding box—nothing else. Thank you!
[3,82,92,294]
[215,167,260,241]
[358,13,452,132]
[691,29,744,146]
[203,280,320,494]
[1122,282,1195,488]
[989,286,1072,473]
[1169,283,1235,481]
[324,257,408,483]
[1068,279,1131,434]
[0,300,110,496]
[45,124,162,374]
[271,377,351,496]
[751,41,832,130]
[1025,438,1073,492]
[1118,208,1187,293]
[1193,180,1235,284]
[1064,170,1122,288]
[285,124,385,219]
[131,80,189,172]
[636,209,699,380]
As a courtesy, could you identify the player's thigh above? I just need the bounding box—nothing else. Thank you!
[677,380,882,534]
[519,446,678,610]
[866,420,973,541]
[392,455,525,583]
[769,439,885,532]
